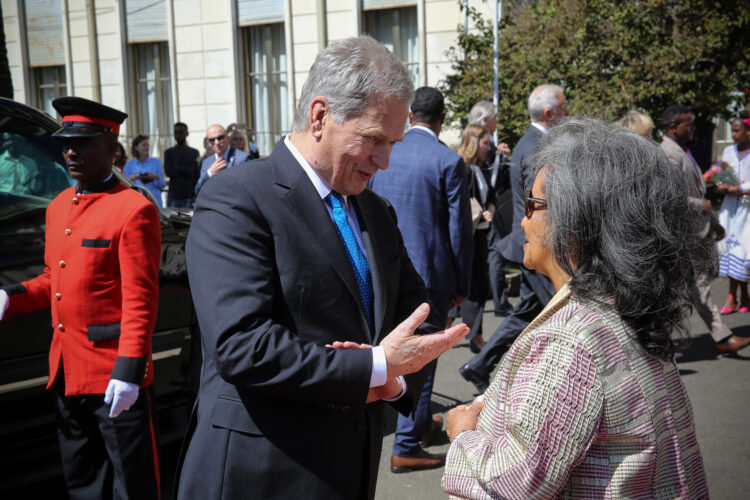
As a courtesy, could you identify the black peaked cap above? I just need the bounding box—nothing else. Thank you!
[52,96,128,138]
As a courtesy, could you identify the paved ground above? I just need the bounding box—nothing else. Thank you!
[374,276,750,499]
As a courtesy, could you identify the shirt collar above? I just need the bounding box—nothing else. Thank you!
[531,122,548,134]
[284,136,349,207]
[410,125,438,141]
[77,171,118,194]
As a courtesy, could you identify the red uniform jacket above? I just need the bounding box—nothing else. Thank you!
[5,181,161,395]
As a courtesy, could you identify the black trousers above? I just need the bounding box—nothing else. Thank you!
[53,384,160,500]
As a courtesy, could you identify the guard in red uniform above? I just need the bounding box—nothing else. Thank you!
[0,97,161,499]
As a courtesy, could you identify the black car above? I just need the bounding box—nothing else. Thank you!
[0,98,199,495]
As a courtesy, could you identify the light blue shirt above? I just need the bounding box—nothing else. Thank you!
[123,157,166,207]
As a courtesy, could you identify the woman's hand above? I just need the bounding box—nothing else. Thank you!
[446,396,485,442]
[128,173,140,181]
[482,210,493,222]
[717,184,740,195]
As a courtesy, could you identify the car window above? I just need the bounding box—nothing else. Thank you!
[0,127,75,208]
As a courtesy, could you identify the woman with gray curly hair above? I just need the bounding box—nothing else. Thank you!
[442,117,709,499]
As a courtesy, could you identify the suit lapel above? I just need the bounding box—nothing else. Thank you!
[271,142,371,336]
[351,195,385,342]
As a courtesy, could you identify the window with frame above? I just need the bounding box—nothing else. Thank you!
[364,6,419,87]
[242,23,289,157]
[32,66,67,118]
[130,42,173,156]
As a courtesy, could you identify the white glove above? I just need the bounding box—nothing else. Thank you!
[104,379,139,418]
[0,290,8,321]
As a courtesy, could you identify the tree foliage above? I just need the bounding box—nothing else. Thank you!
[441,0,750,146]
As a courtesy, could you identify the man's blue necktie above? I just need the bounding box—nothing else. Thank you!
[325,192,374,331]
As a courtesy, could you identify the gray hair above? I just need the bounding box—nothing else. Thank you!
[292,36,414,131]
[528,84,564,122]
[528,117,714,359]
[467,101,496,128]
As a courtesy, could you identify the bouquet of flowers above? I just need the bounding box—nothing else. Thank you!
[703,161,740,186]
[703,161,749,204]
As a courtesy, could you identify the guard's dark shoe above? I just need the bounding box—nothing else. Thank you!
[390,447,446,473]
[420,415,443,447]
[716,335,750,355]
[459,363,489,394]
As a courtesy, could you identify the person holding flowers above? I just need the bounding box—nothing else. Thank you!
[716,111,750,313]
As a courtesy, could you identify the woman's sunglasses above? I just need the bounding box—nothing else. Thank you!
[524,189,548,218]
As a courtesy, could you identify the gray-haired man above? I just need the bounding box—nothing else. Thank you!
[460,84,568,393]
[176,36,469,500]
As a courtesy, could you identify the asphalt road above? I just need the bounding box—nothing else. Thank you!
[374,276,750,500]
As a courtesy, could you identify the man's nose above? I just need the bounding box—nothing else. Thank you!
[372,143,391,170]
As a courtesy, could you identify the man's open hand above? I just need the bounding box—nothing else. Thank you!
[381,303,469,379]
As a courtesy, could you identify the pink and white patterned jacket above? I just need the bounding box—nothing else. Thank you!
[442,284,709,499]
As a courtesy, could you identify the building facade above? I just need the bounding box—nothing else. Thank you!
[3,0,497,157]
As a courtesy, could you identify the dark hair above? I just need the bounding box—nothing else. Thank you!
[113,142,127,167]
[411,86,444,123]
[131,134,149,158]
[530,117,715,360]
[732,109,749,128]
[661,104,691,129]
[174,122,188,131]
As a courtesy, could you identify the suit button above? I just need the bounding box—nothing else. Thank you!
[65,228,71,235]
[58,323,65,331]
[72,197,79,204]
[55,293,62,301]
[59,260,66,268]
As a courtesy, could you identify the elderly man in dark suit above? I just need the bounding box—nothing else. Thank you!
[176,37,469,500]
[369,86,474,472]
[459,84,568,393]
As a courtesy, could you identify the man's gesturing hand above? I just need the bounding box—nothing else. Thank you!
[381,303,469,379]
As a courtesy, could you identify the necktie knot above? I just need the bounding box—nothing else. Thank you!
[326,191,344,209]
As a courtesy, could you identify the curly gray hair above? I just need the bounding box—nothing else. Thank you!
[528,117,715,359]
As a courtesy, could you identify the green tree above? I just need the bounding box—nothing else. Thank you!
[441,0,750,147]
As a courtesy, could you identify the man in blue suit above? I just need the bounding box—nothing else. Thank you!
[369,87,473,472]
[459,84,568,393]
[194,123,250,195]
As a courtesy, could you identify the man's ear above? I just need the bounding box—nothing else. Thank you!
[542,107,553,123]
[309,97,329,140]
[408,111,415,125]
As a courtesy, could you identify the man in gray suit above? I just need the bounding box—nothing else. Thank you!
[660,105,749,354]
[177,37,469,500]
[459,84,568,393]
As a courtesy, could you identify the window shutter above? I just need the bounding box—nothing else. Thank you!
[363,1,417,10]
[25,0,65,67]
[236,0,285,26]
[125,0,168,43]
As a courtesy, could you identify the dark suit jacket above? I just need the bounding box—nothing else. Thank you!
[177,140,437,500]
[497,125,543,264]
[368,127,473,301]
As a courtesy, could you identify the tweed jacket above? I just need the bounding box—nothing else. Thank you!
[442,284,708,499]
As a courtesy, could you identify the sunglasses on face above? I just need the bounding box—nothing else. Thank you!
[208,134,226,143]
[524,189,548,218]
